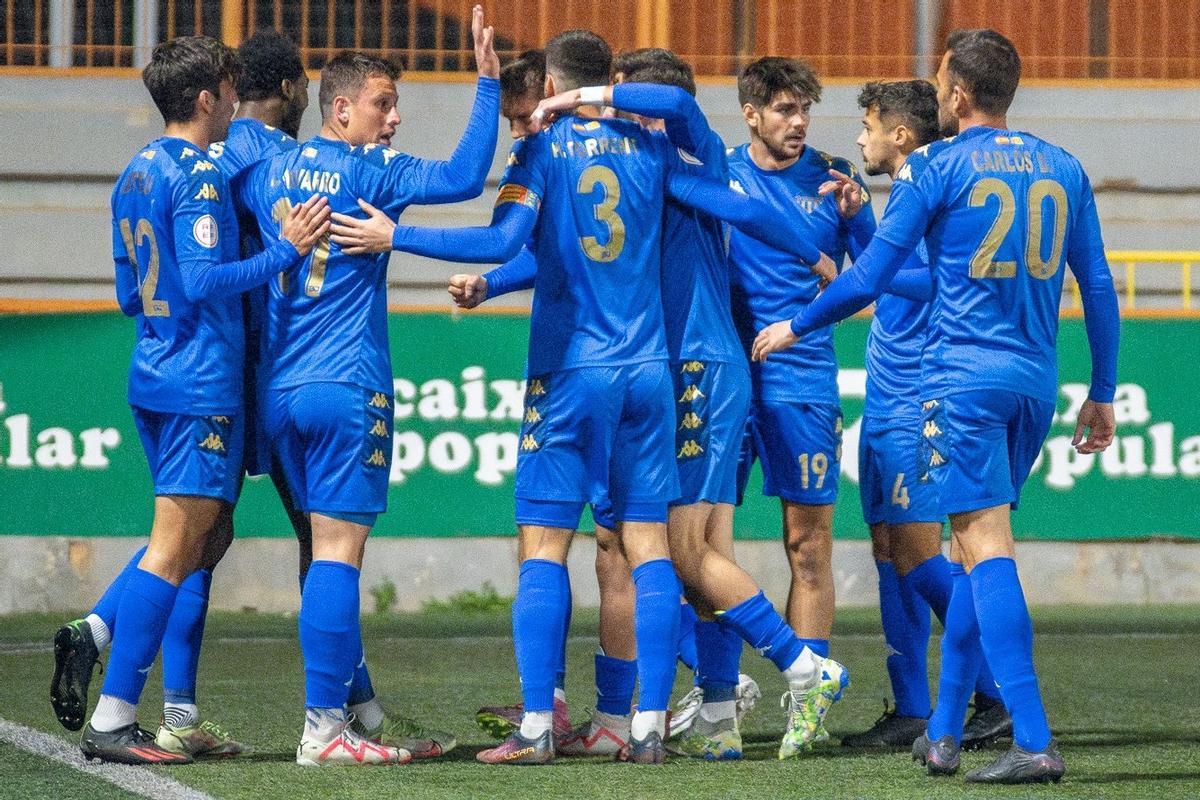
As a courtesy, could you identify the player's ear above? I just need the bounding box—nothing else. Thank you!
[741,103,759,131]
[544,73,556,99]
[334,95,350,124]
[196,88,216,117]
[280,79,295,102]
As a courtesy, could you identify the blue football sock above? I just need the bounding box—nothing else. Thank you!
[298,560,361,709]
[926,563,984,743]
[677,599,698,673]
[971,557,1052,751]
[797,637,829,658]
[512,559,569,713]
[695,620,741,703]
[161,568,211,705]
[718,591,804,673]
[632,559,680,711]
[557,570,572,693]
[877,561,932,718]
[904,553,1001,703]
[90,545,148,635]
[347,639,376,706]
[594,652,637,716]
[100,568,179,704]
[905,553,952,621]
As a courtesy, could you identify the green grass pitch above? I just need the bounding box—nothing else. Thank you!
[1,605,1198,799]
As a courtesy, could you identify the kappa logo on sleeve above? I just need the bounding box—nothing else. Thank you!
[192,215,219,248]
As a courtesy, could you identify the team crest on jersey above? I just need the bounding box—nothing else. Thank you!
[521,434,539,451]
[680,361,704,374]
[192,215,219,248]
[677,440,704,459]
[678,385,704,403]
[794,195,821,213]
[679,412,703,430]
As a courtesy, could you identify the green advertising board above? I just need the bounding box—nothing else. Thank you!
[0,311,1196,540]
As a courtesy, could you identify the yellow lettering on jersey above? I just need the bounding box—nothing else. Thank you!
[193,183,220,201]
[198,433,225,453]
[366,449,387,467]
[368,392,391,409]
[191,160,217,174]
[679,412,703,430]
[680,360,705,373]
[923,420,943,438]
[296,168,341,195]
[678,385,705,403]
[584,138,599,157]
[370,419,389,437]
[521,434,539,451]
[524,407,542,424]
[677,440,704,459]
[207,141,225,159]
[527,379,546,396]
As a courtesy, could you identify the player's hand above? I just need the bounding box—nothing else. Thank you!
[809,251,838,289]
[530,89,583,133]
[818,168,864,219]
[448,273,489,309]
[751,320,799,362]
[280,194,330,256]
[472,5,499,79]
[329,198,396,255]
[1072,399,1116,454]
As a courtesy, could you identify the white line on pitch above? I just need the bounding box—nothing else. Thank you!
[0,716,217,800]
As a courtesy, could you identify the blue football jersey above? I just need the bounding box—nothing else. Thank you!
[726,144,876,403]
[209,118,298,256]
[875,126,1108,404]
[111,137,243,414]
[863,242,931,420]
[239,136,483,394]
[660,128,743,365]
[498,116,682,374]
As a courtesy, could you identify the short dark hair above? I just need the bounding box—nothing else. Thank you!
[500,49,545,103]
[738,56,821,108]
[945,29,1021,115]
[142,35,240,124]
[318,51,402,118]
[857,80,939,146]
[613,48,696,96]
[544,29,611,91]
[236,29,303,102]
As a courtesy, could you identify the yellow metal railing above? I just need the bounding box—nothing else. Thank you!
[1066,251,1200,312]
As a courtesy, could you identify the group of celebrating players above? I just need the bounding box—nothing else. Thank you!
[45,5,1119,785]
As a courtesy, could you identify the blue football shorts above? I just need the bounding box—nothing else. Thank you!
[264,382,393,517]
[131,407,243,504]
[919,389,1054,516]
[671,358,750,507]
[514,361,678,530]
[737,399,843,506]
[859,414,941,526]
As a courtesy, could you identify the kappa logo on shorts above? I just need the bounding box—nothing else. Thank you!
[198,432,226,453]
[923,420,943,438]
[929,451,946,467]
[369,419,389,437]
[679,412,703,430]
[367,392,391,409]
[527,379,547,397]
[922,399,939,411]
[524,407,542,424]
[678,385,704,403]
[520,434,539,452]
[680,361,705,374]
[210,416,230,425]
[365,448,388,467]
[677,440,704,459]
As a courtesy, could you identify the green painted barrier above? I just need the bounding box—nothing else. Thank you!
[1,312,1195,540]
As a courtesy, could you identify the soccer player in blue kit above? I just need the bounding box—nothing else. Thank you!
[725,56,876,737]
[754,30,1119,784]
[77,35,329,765]
[234,7,501,766]
[836,80,1009,751]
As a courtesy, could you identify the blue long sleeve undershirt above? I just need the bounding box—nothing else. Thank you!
[610,83,710,157]
[177,237,300,303]
[1071,253,1120,402]
[413,77,501,204]
[483,246,537,298]
[114,256,142,316]
[884,264,934,302]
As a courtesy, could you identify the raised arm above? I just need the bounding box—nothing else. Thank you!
[534,83,713,157]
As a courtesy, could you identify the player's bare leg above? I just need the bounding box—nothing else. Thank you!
[781,501,835,641]
[294,514,408,766]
